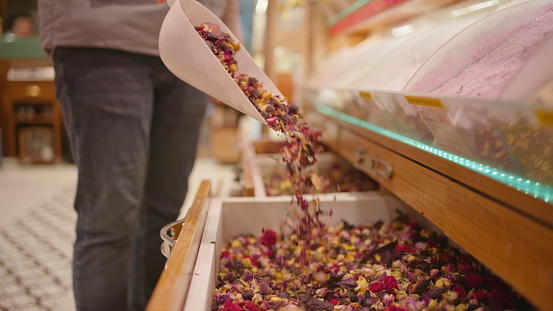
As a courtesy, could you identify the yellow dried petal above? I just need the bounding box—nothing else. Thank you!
[241,258,252,269]
[345,252,355,263]
[262,91,272,101]
[310,173,322,190]
[356,276,368,294]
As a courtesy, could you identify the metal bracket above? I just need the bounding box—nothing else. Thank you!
[353,146,393,179]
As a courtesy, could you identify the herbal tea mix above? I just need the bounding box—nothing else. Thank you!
[195,23,532,311]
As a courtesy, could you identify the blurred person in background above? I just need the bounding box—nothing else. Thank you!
[38,0,242,310]
[5,12,35,37]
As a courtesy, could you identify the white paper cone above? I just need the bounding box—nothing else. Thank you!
[159,0,286,125]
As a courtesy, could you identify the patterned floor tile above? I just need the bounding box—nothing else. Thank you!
[0,187,76,311]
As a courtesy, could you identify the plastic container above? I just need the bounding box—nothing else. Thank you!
[500,33,553,103]
[360,16,482,91]
[404,0,553,98]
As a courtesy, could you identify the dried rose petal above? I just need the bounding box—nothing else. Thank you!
[222,301,243,311]
[465,274,484,289]
[369,281,384,293]
[243,301,260,311]
[384,305,408,311]
[261,230,277,247]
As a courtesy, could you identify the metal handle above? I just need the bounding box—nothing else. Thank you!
[160,219,185,258]
[353,146,393,179]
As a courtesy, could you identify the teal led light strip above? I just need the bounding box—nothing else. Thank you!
[317,105,552,204]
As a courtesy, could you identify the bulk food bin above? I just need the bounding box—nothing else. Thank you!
[147,180,453,311]
[247,152,378,198]
[404,0,553,99]
[147,141,553,311]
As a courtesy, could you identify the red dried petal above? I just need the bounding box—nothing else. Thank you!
[465,274,484,289]
[222,301,243,311]
[220,250,230,259]
[384,276,399,292]
[369,281,384,292]
[473,289,488,303]
[244,301,260,311]
[261,230,277,247]
[453,284,467,299]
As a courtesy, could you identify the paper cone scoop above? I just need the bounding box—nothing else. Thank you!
[159,0,286,125]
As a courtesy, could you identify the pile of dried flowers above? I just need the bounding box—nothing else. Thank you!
[212,214,533,311]
[196,22,326,237]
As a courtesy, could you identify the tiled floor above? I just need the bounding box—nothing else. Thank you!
[0,155,237,311]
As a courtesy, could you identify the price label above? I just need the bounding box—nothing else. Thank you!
[405,96,444,109]
[535,109,553,127]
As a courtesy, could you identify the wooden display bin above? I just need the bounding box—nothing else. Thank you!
[247,152,378,197]
[147,180,445,311]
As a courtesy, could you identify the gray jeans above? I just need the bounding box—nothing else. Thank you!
[53,47,207,311]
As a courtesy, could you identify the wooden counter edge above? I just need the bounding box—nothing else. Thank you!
[146,180,211,311]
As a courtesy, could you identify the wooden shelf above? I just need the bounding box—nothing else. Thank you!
[15,116,54,124]
[2,80,63,162]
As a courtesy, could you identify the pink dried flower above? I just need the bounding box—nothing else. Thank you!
[315,287,328,297]
[384,306,408,311]
[231,283,244,293]
[414,242,427,251]
[329,299,339,305]
[401,298,423,311]
[382,293,395,304]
